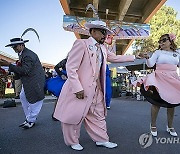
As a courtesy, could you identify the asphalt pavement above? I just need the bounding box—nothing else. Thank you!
[0,96,180,154]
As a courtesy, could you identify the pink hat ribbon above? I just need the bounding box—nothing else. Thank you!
[105,35,113,45]
[169,33,176,41]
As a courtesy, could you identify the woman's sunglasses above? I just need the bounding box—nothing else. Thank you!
[158,38,169,44]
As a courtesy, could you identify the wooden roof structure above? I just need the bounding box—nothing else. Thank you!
[59,0,166,55]
[0,51,55,69]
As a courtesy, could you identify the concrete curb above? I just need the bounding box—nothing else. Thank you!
[0,96,57,106]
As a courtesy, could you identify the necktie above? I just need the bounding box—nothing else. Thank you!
[18,53,22,62]
[95,43,101,80]
[94,43,103,95]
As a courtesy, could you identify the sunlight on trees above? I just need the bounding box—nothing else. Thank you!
[133,5,180,54]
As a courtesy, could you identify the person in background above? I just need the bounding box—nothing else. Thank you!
[44,68,53,95]
[45,68,52,79]
[105,64,112,109]
[47,58,67,121]
[128,71,137,97]
[51,70,58,78]
[53,20,139,151]
[0,66,7,98]
[1,37,45,129]
[54,58,67,79]
[133,33,180,137]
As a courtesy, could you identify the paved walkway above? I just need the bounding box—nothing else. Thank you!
[0,97,180,154]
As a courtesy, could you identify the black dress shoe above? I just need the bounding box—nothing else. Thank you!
[22,122,35,129]
[52,114,58,121]
[106,106,110,110]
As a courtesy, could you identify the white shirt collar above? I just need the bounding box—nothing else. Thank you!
[18,49,23,56]
[90,37,104,51]
[90,37,98,46]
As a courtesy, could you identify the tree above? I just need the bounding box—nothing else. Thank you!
[133,5,180,54]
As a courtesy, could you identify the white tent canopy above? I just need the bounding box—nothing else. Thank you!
[116,67,129,73]
[109,58,149,71]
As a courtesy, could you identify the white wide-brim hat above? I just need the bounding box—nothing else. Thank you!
[5,38,29,47]
[85,20,113,35]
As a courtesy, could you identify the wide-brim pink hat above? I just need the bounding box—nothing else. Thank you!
[85,20,113,35]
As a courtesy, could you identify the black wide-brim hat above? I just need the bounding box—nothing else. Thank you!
[5,38,29,47]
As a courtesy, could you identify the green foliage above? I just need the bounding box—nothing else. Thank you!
[133,5,180,54]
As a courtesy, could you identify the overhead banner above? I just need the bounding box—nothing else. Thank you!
[63,15,150,39]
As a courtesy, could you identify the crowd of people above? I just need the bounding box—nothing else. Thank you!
[0,19,179,151]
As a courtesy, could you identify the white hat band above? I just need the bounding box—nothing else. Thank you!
[10,41,24,45]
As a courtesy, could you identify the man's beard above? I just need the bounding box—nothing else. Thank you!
[98,38,105,44]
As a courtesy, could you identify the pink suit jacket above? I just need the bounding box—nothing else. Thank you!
[54,37,135,124]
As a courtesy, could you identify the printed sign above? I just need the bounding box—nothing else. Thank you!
[63,15,150,39]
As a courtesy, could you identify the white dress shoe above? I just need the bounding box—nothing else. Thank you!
[166,126,178,137]
[71,144,83,151]
[22,122,35,129]
[96,141,118,149]
[19,120,28,127]
[150,124,157,137]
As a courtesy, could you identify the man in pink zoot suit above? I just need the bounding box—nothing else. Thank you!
[54,20,136,151]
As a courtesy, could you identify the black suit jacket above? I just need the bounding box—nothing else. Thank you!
[9,47,45,103]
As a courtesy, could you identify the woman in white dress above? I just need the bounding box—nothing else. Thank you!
[134,33,180,137]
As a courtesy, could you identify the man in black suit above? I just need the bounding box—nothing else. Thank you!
[1,38,45,129]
